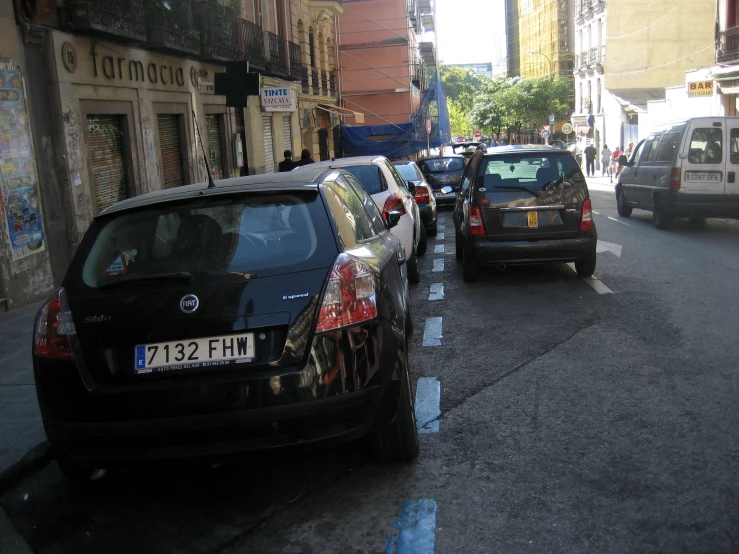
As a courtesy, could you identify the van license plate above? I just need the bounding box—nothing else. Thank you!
[134,333,255,374]
[527,211,539,227]
[684,172,721,182]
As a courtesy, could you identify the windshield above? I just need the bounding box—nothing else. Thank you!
[479,153,585,191]
[341,165,384,195]
[393,163,423,182]
[75,192,336,289]
[420,158,466,173]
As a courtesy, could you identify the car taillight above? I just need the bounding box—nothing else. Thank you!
[315,254,378,333]
[414,187,430,203]
[382,193,406,222]
[33,288,76,359]
[670,168,681,189]
[468,204,485,236]
[580,199,593,231]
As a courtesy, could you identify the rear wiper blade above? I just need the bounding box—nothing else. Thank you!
[490,185,541,198]
[100,272,193,288]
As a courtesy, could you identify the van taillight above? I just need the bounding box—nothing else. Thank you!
[670,168,681,189]
[580,199,593,231]
[414,187,430,203]
[33,288,76,359]
[468,204,485,236]
[382,193,406,222]
[315,254,378,333]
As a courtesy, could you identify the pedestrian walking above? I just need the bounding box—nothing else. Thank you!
[294,148,315,167]
[601,144,612,177]
[617,150,629,177]
[584,144,597,177]
[610,146,621,180]
[278,150,296,172]
[625,142,635,159]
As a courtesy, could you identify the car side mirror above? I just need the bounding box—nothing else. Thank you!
[385,210,402,229]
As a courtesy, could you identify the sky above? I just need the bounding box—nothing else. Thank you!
[434,0,507,71]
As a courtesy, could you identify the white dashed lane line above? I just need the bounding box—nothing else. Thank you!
[428,283,444,301]
[422,317,443,346]
[593,210,601,214]
[607,216,631,226]
[434,244,444,254]
[415,377,441,433]
[432,259,444,272]
[567,263,614,294]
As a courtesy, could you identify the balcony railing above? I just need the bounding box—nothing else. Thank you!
[311,66,320,95]
[330,73,337,97]
[145,0,199,55]
[589,47,598,66]
[194,1,238,61]
[266,31,288,76]
[288,42,304,81]
[718,26,739,64]
[580,51,588,67]
[411,62,427,89]
[239,18,266,69]
[322,70,329,95]
[302,66,310,94]
[66,0,146,42]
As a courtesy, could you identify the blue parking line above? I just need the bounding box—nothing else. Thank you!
[415,377,441,433]
[436,232,445,240]
[385,499,438,554]
[434,244,444,254]
[432,259,444,272]
[428,283,444,301]
[422,317,443,347]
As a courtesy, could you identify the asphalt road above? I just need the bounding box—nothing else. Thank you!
[3,184,739,553]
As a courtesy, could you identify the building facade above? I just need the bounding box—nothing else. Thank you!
[571,0,715,166]
[1,0,343,310]
[337,0,435,127]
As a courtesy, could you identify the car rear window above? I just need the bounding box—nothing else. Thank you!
[393,163,423,183]
[341,165,384,195]
[420,158,465,172]
[478,153,585,192]
[71,192,337,290]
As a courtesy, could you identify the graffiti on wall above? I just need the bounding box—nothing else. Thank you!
[0,58,45,260]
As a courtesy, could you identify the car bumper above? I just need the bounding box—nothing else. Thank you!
[35,321,404,467]
[467,235,596,264]
[417,203,437,229]
[664,193,739,218]
[432,193,458,206]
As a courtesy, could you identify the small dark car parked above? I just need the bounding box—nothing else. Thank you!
[392,160,438,236]
[417,155,466,207]
[32,168,419,482]
[453,146,597,282]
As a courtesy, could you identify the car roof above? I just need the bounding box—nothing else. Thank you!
[298,155,388,170]
[417,154,464,161]
[451,142,484,147]
[482,145,563,156]
[97,167,335,217]
[391,160,417,165]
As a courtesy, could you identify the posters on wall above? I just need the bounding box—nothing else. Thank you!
[0,58,45,260]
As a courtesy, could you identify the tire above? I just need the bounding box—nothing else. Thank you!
[407,250,420,284]
[616,186,632,217]
[575,256,596,278]
[416,223,427,256]
[405,287,414,337]
[462,242,478,282]
[369,353,419,463]
[455,231,463,261]
[652,197,672,229]
[427,224,438,237]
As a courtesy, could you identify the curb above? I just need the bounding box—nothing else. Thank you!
[0,441,50,495]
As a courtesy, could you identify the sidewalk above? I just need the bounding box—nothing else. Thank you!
[585,174,617,193]
[0,300,49,492]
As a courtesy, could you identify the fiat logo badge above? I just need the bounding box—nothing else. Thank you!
[179,294,199,314]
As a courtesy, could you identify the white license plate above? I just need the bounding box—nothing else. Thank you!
[684,172,721,182]
[435,191,454,197]
[134,333,255,374]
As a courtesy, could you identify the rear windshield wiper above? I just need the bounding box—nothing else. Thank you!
[489,185,541,198]
[99,272,193,289]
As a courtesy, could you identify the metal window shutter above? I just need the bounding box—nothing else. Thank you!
[206,114,224,179]
[262,114,274,172]
[157,114,184,189]
[282,115,292,154]
[87,115,128,212]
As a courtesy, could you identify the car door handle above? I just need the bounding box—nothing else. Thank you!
[729,171,736,183]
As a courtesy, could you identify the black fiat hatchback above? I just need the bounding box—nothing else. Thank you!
[453,146,597,282]
[32,168,418,482]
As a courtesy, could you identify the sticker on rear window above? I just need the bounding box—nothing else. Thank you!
[103,250,137,276]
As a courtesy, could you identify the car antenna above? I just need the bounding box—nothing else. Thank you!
[192,110,216,189]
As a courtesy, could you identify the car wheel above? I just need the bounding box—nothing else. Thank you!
[407,250,420,284]
[416,223,427,256]
[616,186,632,217]
[652,197,672,229]
[54,448,101,485]
[575,256,596,278]
[427,224,438,237]
[462,242,478,282]
[369,351,419,463]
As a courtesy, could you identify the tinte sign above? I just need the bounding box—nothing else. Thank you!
[260,85,296,111]
[687,80,713,98]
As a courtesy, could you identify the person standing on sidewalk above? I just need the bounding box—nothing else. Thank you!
[584,143,597,177]
[601,144,612,177]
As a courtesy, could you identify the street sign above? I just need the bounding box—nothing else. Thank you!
[548,113,556,124]
[424,118,432,135]
[540,129,550,139]
[473,130,481,138]
[562,123,573,134]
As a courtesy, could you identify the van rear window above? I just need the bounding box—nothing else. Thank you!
[688,128,723,164]
[478,153,585,192]
[73,192,336,289]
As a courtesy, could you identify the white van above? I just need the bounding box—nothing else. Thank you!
[616,117,739,228]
